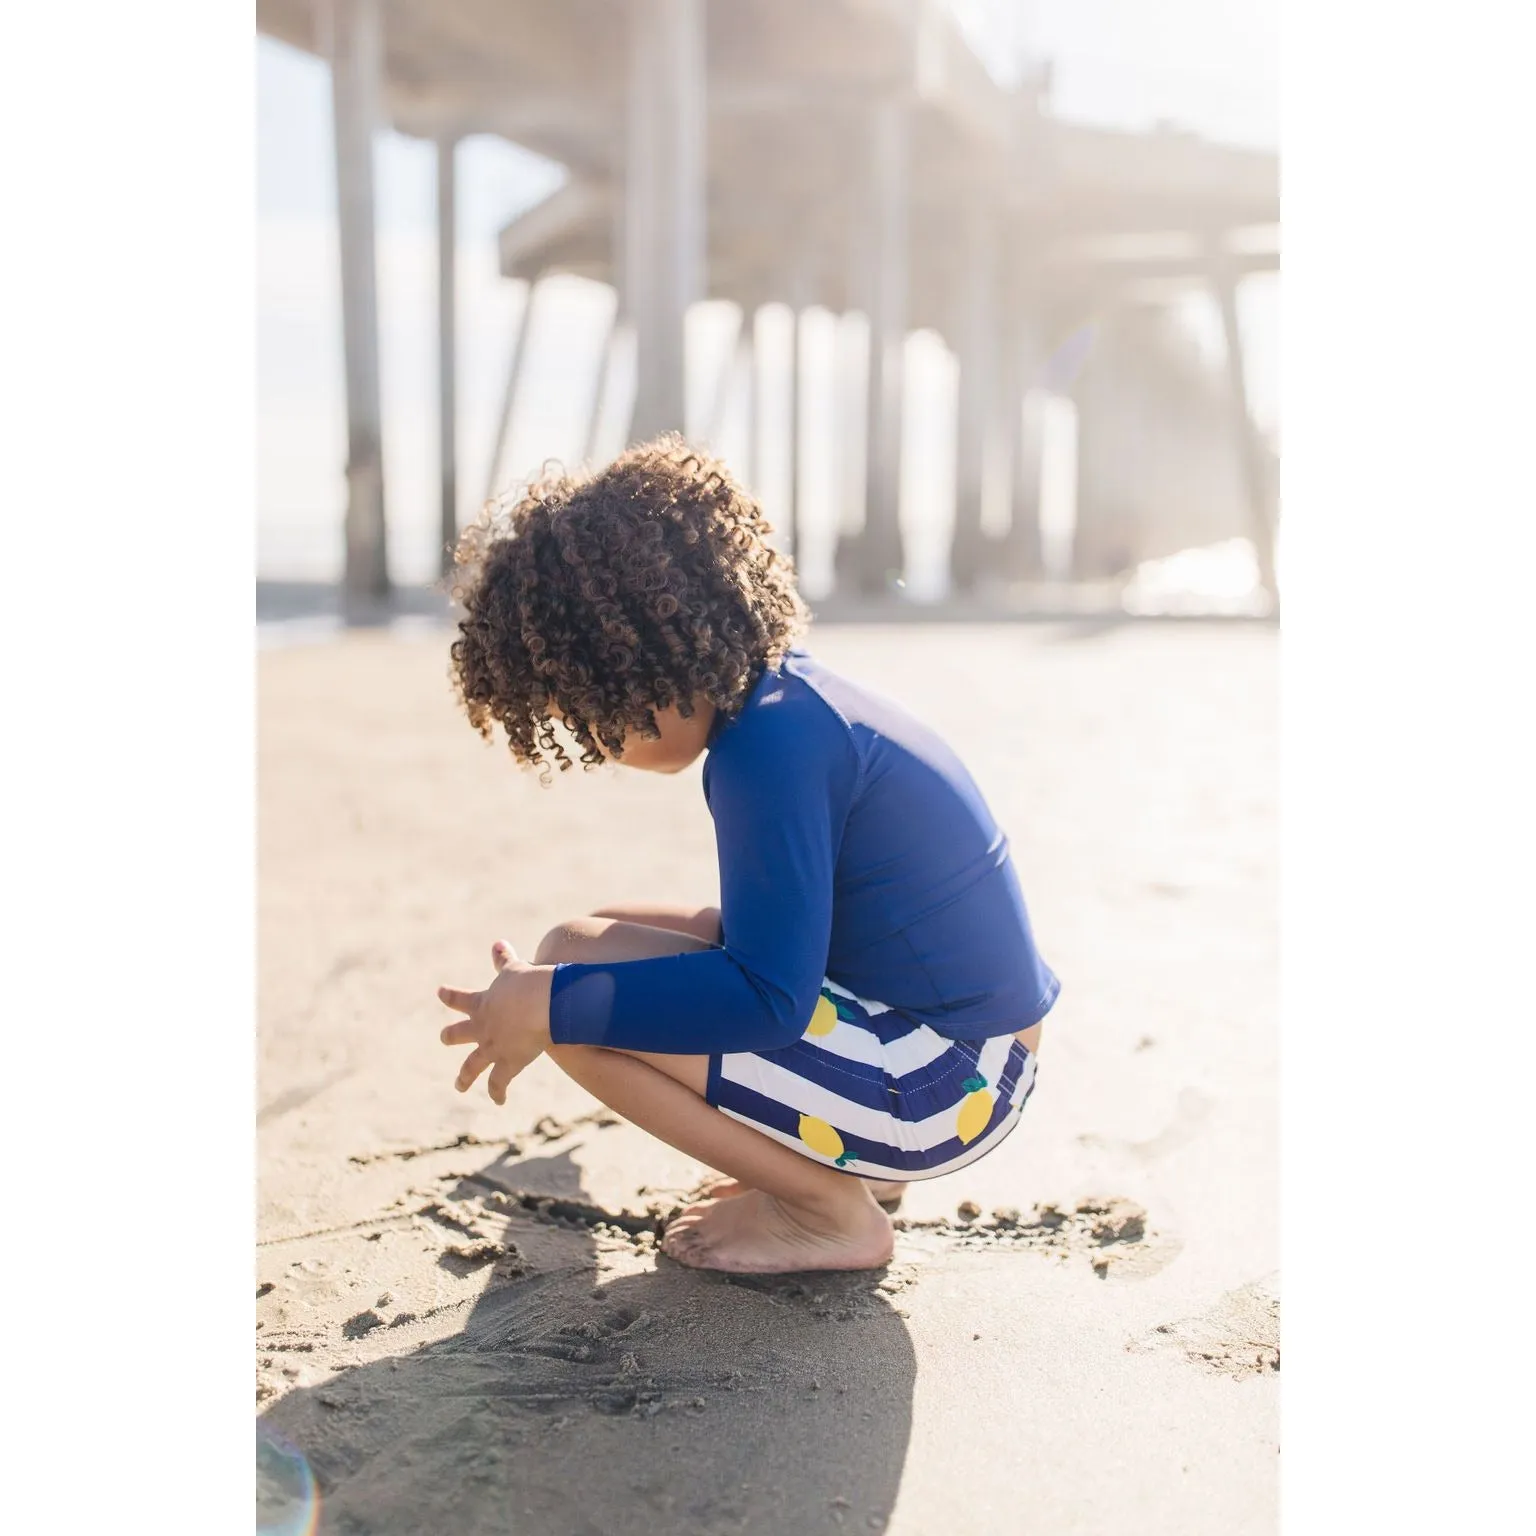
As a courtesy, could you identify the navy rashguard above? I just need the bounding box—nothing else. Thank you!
[546,649,1059,1056]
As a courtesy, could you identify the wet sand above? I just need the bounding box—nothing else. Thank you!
[257,620,1277,1535]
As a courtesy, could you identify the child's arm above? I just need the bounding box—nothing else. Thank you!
[545,703,858,1056]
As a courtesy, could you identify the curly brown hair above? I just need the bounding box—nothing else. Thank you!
[449,434,809,773]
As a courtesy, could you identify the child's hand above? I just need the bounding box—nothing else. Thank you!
[437,942,554,1105]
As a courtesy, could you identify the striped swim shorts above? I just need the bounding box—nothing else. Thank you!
[705,978,1039,1182]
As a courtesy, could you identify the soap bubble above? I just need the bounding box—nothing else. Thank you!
[257,1423,319,1536]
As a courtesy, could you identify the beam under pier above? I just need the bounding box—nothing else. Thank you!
[482,281,537,508]
[624,0,705,443]
[951,205,1000,592]
[437,136,459,576]
[330,0,389,607]
[1209,244,1279,605]
[837,100,910,595]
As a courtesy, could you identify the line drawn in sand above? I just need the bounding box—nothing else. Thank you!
[1130,1273,1280,1376]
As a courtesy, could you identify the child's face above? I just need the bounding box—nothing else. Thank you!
[554,700,715,774]
[609,702,715,773]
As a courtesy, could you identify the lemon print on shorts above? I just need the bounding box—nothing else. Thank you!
[807,987,859,1038]
[799,1114,857,1167]
[956,1074,994,1145]
[806,994,840,1037]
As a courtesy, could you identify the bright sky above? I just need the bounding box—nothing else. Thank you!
[257,1,1278,584]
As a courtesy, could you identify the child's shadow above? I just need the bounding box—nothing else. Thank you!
[260,1149,916,1535]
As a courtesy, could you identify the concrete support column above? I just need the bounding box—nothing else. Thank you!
[784,299,802,562]
[583,316,618,466]
[837,101,909,595]
[736,312,757,489]
[981,310,1017,573]
[597,177,632,461]
[833,309,868,560]
[436,136,459,575]
[703,306,744,448]
[1070,382,1109,579]
[483,281,537,507]
[624,0,706,443]
[1071,343,1136,581]
[951,206,999,591]
[1000,303,1046,582]
[1209,246,1279,605]
[329,0,389,604]
[997,228,1046,583]
[585,318,638,466]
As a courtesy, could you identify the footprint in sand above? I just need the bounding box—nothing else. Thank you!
[1079,1086,1214,1164]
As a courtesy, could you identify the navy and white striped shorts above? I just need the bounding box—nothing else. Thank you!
[705,978,1039,1182]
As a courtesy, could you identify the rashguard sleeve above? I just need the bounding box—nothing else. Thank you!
[546,704,857,1055]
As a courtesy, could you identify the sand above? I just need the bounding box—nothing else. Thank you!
[257,619,1277,1535]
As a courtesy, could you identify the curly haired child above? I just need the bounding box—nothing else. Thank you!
[437,435,1059,1273]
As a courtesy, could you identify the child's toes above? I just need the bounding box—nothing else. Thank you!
[661,1225,708,1263]
[661,1219,705,1252]
[661,1207,713,1256]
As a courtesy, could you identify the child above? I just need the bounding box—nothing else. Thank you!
[437,436,1059,1274]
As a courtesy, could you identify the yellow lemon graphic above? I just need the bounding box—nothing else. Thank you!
[798,1114,846,1162]
[806,995,840,1037]
[955,1075,994,1145]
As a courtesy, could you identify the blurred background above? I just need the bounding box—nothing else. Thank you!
[256,0,1278,630]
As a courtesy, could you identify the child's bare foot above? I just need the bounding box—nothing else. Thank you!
[661,1188,895,1273]
[695,1172,908,1210]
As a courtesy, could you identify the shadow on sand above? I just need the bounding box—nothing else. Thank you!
[259,1147,916,1535]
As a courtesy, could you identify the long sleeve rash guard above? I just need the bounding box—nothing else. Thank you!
[546,649,1059,1056]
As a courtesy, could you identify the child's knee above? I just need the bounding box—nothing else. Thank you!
[533,917,605,965]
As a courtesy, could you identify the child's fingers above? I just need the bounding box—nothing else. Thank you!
[455,1044,495,1093]
[439,1018,481,1047]
[437,985,480,1015]
[486,1040,542,1105]
[490,940,518,972]
[487,1058,517,1105]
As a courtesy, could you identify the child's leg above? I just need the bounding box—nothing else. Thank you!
[570,909,903,1206]
[534,916,893,1273]
[548,1041,893,1271]
[533,913,717,966]
[588,903,722,946]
